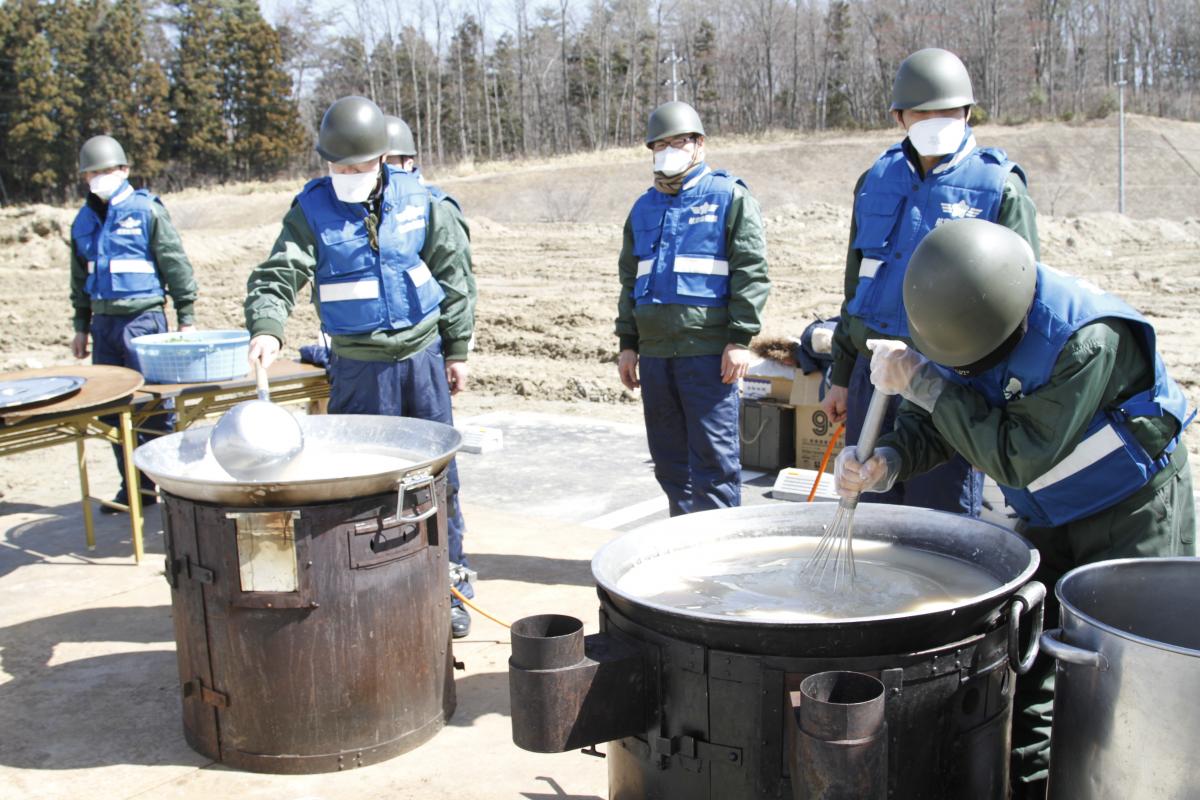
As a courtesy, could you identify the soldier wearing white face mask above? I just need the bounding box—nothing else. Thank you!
[243,96,476,639]
[821,47,1040,519]
[69,134,198,513]
[616,101,770,516]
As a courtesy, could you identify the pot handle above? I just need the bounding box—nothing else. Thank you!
[1039,628,1110,671]
[1007,581,1046,675]
[396,473,439,524]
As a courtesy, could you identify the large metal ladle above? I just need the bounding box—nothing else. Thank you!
[209,360,305,480]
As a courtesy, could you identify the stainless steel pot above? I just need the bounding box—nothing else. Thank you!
[134,414,462,507]
[1040,557,1200,800]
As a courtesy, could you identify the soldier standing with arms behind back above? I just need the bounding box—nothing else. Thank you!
[70,134,198,513]
[244,97,477,638]
[616,101,769,516]
[822,48,1039,517]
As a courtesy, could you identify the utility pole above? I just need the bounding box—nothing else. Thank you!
[662,44,686,101]
[1116,48,1127,214]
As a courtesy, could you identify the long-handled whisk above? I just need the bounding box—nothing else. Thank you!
[802,389,890,588]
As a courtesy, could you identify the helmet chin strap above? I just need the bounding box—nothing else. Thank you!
[952,315,1029,377]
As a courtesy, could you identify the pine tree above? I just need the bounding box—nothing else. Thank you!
[7,8,62,201]
[135,52,173,181]
[171,0,227,180]
[44,0,92,196]
[822,0,855,130]
[222,0,303,179]
[692,20,719,131]
[0,3,16,203]
[82,0,171,183]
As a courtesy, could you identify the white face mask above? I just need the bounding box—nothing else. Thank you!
[906,116,967,157]
[653,146,694,177]
[329,164,379,203]
[88,170,127,200]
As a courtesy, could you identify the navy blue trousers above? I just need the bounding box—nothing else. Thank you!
[846,353,982,515]
[328,340,472,601]
[91,311,171,499]
[639,354,741,516]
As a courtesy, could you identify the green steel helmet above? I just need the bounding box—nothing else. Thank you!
[384,115,417,157]
[645,101,705,147]
[316,96,388,165]
[891,48,975,111]
[904,219,1037,368]
[78,135,129,174]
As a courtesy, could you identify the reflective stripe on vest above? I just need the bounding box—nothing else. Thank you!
[109,259,155,274]
[939,265,1192,527]
[628,164,742,308]
[296,166,445,336]
[848,131,1020,336]
[70,182,164,301]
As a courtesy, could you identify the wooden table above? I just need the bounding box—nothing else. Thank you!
[0,365,146,558]
[132,361,330,431]
[0,362,330,563]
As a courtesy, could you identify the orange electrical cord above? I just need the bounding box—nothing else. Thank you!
[807,423,845,502]
[450,585,511,628]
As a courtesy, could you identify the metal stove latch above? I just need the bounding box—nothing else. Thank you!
[172,555,214,585]
[182,678,229,708]
[652,735,743,770]
[396,472,438,524]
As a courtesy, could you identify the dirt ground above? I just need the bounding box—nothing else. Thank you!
[2,113,1199,503]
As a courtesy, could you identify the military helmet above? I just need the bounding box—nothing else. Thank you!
[645,101,705,147]
[384,115,417,157]
[316,96,389,165]
[904,219,1037,368]
[78,135,129,174]
[891,48,975,111]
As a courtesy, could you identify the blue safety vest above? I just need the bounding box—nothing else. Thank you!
[629,164,743,308]
[849,130,1024,336]
[71,182,165,301]
[939,265,1192,528]
[296,166,445,336]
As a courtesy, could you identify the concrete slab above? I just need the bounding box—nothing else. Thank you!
[455,411,800,533]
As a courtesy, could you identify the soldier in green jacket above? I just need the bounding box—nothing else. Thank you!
[383,113,476,356]
[69,134,198,513]
[243,96,477,638]
[823,48,1039,517]
[837,220,1195,800]
[616,101,770,515]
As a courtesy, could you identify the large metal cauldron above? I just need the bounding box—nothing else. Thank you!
[1040,558,1200,800]
[136,415,462,773]
[509,504,1046,800]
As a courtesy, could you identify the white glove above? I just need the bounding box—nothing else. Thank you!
[834,445,902,500]
[248,334,281,370]
[866,339,947,413]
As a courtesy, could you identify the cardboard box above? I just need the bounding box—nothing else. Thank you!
[743,360,828,407]
[740,398,795,471]
[794,402,843,473]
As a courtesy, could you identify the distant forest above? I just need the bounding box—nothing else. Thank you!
[2,0,1198,203]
